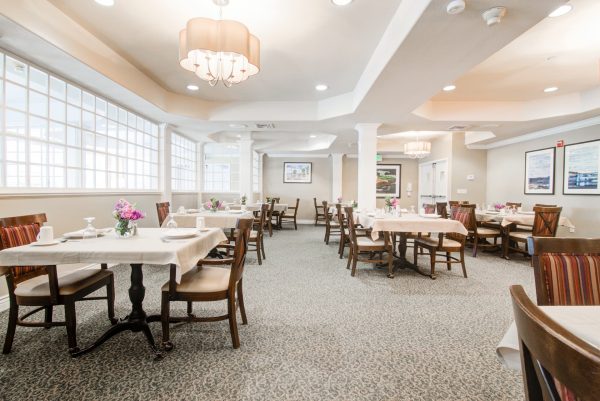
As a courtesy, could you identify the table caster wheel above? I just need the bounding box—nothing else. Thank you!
[162,341,174,352]
[68,347,80,355]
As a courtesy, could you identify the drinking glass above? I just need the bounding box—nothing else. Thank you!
[177,206,186,214]
[410,205,416,214]
[165,207,178,229]
[82,217,97,240]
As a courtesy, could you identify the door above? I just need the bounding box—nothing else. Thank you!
[419,160,448,206]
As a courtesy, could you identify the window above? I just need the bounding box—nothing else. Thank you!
[171,132,196,192]
[203,143,239,192]
[252,151,260,192]
[0,51,159,191]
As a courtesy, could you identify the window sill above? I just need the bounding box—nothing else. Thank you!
[0,191,162,199]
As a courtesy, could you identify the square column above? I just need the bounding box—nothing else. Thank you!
[331,153,344,201]
[356,123,381,211]
[196,142,204,208]
[238,133,254,203]
[159,123,173,205]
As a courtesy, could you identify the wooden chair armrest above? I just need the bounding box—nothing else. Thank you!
[199,258,234,266]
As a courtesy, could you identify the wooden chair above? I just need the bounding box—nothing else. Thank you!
[534,204,557,207]
[249,204,268,265]
[161,218,253,350]
[414,207,468,279]
[504,206,562,259]
[156,201,170,227]
[264,199,276,237]
[530,237,600,306]
[510,285,600,401]
[313,198,326,225]
[461,204,503,257]
[0,213,116,354]
[344,207,394,278]
[279,198,299,230]
[336,204,350,258]
[436,202,448,219]
[322,201,341,245]
[506,202,522,208]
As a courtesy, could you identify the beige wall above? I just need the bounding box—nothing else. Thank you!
[342,157,358,202]
[172,193,199,210]
[486,126,599,237]
[263,156,331,222]
[451,132,487,205]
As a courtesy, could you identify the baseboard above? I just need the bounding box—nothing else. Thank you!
[0,294,8,313]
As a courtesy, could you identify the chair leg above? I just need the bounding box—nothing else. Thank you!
[64,301,79,353]
[346,246,353,269]
[338,232,344,257]
[387,249,394,278]
[413,243,418,265]
[261,237,266,259]
[227,295,240,349]
[446,252,451,271]
[187,301,193,316]
[460,248,467,278]
[429,249,436,279]
[256,240,262,265]
[161,292,172,350]
[472,236,478,257]
[325,227,330,245]
[3,303,19,354]
[294,218,297,230]
[351,249,358,277]
[237,280,248,325]
[107,275,117,324]
[44,306,53,328]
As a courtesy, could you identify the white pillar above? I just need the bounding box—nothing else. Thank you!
[331,153,344,201]
[196,142,204,208]
[238,133,254,203]
[258,152,264,201]
[356,123,381,211]
[159,123,173,205]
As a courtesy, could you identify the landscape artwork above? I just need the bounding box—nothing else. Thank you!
[376,164,401,197]
[524,148,555,194]
[283,162,312,183]
[563,140,600,195]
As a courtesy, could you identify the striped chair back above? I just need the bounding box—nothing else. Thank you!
[531,237,600,306]
[156,202,170,227]
[0,213,47,283]
[422,204,436,214]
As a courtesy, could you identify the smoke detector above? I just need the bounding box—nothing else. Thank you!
[482,6,507,27]
[447,0,466,15]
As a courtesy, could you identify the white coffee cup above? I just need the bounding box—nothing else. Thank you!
[37,226,54,244]
[196,217,205,229]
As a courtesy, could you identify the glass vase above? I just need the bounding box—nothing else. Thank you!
[115,219,135,238]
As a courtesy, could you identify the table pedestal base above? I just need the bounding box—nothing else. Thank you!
[70,264,163,360]
[393,233,437,279]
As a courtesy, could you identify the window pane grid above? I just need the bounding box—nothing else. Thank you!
[171,132,196,192]
[0,50,160,192]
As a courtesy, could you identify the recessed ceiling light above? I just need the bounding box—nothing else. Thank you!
[310,135,317,138]
[443,85,456,92]
[236,134,242,138]
[544,86,558,93]
[331,0,353,6]
[186,84,199,91]
[549,4,572,18]
[229,123,248,129]
[94,0,115,6]
[315,84,328,91]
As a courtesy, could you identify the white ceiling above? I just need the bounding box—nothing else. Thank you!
[48,0,402,102]
[2,0,597,154]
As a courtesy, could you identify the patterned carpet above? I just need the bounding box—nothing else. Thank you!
[0,225,532,401]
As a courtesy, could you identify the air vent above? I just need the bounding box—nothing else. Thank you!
[448,125,470,131]
[256,123,275,129]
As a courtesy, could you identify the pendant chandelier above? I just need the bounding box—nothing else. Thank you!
[403,136,431,159]
[179,0,260,87]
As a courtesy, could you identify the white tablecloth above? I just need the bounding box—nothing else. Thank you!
[355,213,468,240]
[497,306,600,371]
[229,204,288,213]
[162,211,254,229]
[0,228,227,283]
[476,211,575,229]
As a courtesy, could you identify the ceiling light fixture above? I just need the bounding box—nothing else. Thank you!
[94,0,115,6]
[179,0,260,87]
[186,84,199,91]
[310,135,317,138]
[331,0,353,6]
[544,86,558,93]
[315,84,328,91]
[403,133,431,159]
[549,4,572,18]
[443,84,456,92]
[482,6,507,27]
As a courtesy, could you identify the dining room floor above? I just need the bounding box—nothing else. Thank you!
[0,225,533,401]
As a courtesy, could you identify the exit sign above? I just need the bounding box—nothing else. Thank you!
[556,140,564,148]
[376,154,383,162]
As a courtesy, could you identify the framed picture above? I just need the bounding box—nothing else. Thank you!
[524,147,555,195]
[563,139,600,195]
[283,162,312,183]
[376,164,401,198]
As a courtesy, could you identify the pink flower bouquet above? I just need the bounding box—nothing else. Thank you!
[113,199,145,237]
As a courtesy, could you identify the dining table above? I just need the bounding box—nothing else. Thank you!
[354,212,468,278]
[0,227,227,359]
[475,210,575,229]
[497,305,600,371]
[229,203,288,213]
[162,210,254,229]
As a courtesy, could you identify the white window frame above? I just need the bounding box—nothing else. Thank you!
[171,132,196,192]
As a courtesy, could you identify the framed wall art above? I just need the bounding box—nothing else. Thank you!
[376,164,401,198]
[563,139,600,195]
[524,147,555,195]
[283,162,312,183]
